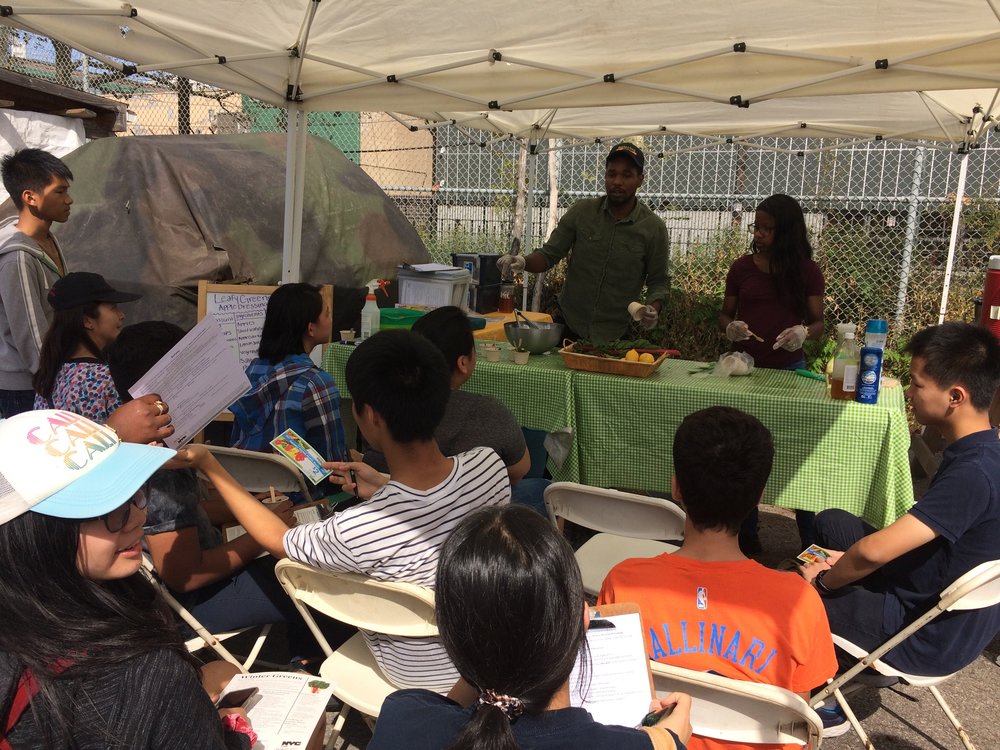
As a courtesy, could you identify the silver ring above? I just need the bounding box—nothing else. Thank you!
[154,400,167,416]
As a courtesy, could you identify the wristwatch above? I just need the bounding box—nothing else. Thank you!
[814,569,836,595]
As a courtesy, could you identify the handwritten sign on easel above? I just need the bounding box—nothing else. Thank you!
[197,281,333,371]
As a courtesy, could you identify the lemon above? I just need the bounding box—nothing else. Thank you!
[638,352,655,364]
[624,349,640,362]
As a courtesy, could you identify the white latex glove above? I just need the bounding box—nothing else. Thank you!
[639,304,659,330]
[773,324,807,351]
[725,320,750,342]
[496,254,526,277]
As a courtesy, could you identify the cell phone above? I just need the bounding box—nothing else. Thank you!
[216,686,259,709]
[641,704,674,727]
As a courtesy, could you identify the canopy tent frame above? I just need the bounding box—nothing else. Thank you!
[2,0,998,312]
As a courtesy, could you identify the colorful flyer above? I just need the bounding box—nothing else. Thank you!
[270,428,332,485]
[796,543,833,566]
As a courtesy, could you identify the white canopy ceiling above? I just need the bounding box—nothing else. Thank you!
[3,0,1000,146]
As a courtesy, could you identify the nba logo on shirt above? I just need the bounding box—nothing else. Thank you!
[696,586,708,610]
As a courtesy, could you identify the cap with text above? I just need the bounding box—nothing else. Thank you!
[606,142,645,172]
[0,410,174,525]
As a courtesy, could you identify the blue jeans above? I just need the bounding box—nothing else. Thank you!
[0,389,35,418]
[511,477,550,516]
[813,509,895,671]
[175,556,351,660]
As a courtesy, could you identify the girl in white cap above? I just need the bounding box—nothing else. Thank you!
[0,409,256,749]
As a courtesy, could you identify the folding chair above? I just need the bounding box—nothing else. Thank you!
[651,661,823,748]
[811,559,1000,750]
[205,444,311,496]
[274,559,438,749]
[140,555,273,673]
[543,481,686,595]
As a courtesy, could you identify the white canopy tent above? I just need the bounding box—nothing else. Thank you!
[3,0,999,317]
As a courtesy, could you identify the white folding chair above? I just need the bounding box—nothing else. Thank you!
[544,481,686,595]
[205,444,311,496]
[651,661,823,748]
[812,559,1000,750]
[274,559,438,749]
[140,555,273,673]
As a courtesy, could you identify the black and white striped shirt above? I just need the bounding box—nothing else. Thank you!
[283,446,510,691]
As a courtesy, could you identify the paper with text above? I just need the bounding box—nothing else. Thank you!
[219,672,334,750]
[569,612,652,728]
[129,315,250,448]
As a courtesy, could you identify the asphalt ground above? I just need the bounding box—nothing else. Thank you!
[229,506,999,750]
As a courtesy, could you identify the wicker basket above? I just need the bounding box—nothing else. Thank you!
[558,343,668,378]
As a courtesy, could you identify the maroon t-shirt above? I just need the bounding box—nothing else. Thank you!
[725,254,824,369]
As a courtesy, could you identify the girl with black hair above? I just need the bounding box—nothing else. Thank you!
[719,194,825,371]
[0,409,255,749]
[229,283,345,501]
[32,271,140,422]
[369,505,692,750]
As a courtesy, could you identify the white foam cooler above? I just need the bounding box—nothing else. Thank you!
[397,268,472,310]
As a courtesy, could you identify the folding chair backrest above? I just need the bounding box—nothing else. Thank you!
[544,481,686,540]
[651,661,822,747]
[275,559,438,639]
[205,444,311,496]
[940,559,1000,611]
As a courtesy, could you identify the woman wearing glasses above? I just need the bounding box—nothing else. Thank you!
[0,410,255,749]
[719,194,825,371]
[719,194,825,553]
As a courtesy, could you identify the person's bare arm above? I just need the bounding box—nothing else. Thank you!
[522,251,549,273]
[146,526,264,593]
[173,445,291,558]
[719,294,739,332]
[506,448,532,484]
[804,294,824,341]
[803,514,938,589]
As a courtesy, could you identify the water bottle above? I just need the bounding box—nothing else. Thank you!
[855,347,883,405]
[864,319,887,350]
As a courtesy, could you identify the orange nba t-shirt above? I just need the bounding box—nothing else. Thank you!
[599,555,836,750]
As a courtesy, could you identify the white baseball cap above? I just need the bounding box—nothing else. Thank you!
[0,410,175,525]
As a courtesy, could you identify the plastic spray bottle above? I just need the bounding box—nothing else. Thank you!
[360,279,381,340]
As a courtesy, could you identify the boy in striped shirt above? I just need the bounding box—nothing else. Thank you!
[189,330,510,692]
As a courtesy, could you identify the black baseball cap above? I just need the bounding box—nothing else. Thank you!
[606,142,644,172]
[47,272,141,311]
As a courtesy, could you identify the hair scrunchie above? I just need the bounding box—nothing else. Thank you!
[477,689,525,722]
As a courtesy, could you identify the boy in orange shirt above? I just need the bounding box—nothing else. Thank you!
[599,406,836,750]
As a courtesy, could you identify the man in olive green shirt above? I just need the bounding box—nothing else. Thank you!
[497,143,670,343]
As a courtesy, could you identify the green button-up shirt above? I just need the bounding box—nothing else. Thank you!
[538,196,670,343]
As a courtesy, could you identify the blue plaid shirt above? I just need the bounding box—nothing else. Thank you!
[229,353,346,501]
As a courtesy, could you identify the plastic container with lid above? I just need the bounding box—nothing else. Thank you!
[864,318,887,350]
[397,268,472,310]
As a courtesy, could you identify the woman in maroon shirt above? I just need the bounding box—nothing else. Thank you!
[718,194,825,552]
[719,194,824,370]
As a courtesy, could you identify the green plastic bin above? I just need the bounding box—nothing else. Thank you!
[380,307,428,330]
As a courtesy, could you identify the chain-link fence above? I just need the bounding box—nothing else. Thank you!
[5,30,1000,370]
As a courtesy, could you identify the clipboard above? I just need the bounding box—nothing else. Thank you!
[570,601,654,727]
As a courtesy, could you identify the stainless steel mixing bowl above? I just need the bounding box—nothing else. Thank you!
[503,321,565,354]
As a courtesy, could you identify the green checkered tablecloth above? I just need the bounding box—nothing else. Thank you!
[571,358,913,528]
[324,344,913,527]
[322,344,579,481]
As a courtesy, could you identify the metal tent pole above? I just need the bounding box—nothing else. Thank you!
[523,140,537,310]
[937,152,970,323]
[282,102,305,283]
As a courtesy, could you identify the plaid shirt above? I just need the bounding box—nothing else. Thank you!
[230,353,346,500]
